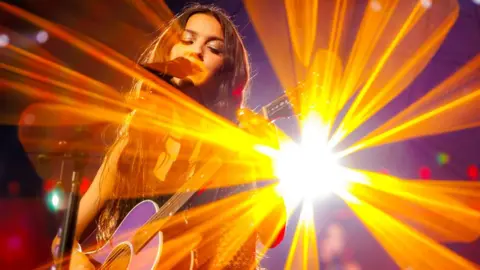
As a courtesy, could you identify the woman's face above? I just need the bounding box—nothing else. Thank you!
[170,13,225,89]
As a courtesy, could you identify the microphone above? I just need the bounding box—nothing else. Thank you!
[141,57,206,105]
[141,57,203,82]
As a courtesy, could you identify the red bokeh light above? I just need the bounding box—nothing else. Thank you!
[467,165,478,180]
[80,177,92,195]
[419,166,431,180]
[43,179,56,192]
[0,200,50,268]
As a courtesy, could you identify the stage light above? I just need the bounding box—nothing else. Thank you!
[0,33,9,47]
[36,30,49,44]
[51,192,60,207]
[473,0,480,5]
[260,114,348,208]
[46,187,63,212]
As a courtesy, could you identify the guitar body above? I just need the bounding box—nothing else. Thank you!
[82,200,193,269]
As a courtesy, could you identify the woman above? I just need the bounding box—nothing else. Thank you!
[53,3,286,269]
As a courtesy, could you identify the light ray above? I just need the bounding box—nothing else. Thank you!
[0,2,232,129]
[341,194,479,269]
[331,0,459,146]
[342,54,480,156]
[345,170,480,243]
[284,202,319,270]
[284,0,318,67]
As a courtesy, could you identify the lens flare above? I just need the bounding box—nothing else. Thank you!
[272,115,347,208]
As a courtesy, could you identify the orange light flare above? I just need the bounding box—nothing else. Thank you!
[2,45,121,102]
[330,0,459,146]
[344,170,480,243]
[42,186,276,269]
[244,1,480,268]
[245,0,459,146]
[340,192,480,270]
[0,2,242,134]
[0,25,61,64]
[128,0,174,29]
[100,185,284,269]
[284,202,320,270]
[0,3,273,156]
[2,75,259,157]
[340,54,480,157]
[255,114,355,213]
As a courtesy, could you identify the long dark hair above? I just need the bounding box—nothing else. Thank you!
[96,3,251,243]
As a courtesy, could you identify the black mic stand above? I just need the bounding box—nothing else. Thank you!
[55,149,88,269]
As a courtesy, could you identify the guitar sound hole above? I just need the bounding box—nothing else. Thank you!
[101,244,132,270]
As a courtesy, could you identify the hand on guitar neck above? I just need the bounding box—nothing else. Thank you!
[69,250,95,270]
[51,236,94,269]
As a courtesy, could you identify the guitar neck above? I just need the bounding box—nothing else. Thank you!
[261,94,292,120]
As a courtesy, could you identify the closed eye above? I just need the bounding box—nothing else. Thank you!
[208,47,222,55]
[180,39,194,45]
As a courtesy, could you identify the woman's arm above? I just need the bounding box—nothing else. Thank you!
[257,192,287,248]
[75,135,129,239]
[51,134,129,260]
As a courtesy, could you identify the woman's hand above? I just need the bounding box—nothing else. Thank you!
[51,232,94,270]
[69,250,95,270]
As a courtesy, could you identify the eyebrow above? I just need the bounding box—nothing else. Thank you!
[184,29,224,42]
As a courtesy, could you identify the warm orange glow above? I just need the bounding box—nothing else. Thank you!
[2,0,479,269]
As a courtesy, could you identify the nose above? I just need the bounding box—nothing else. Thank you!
[186,43,203,61]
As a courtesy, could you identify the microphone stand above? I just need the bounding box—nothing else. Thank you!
[55,150,88,269]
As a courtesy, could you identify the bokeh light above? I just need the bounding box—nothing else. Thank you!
[419,166,431,180]
[467,165,478,180]
[79,177,91,195]
[0,33,9,47]
[35,30,49,44]
[436,152,450,166]
[421,0,433,9]
[46,189,62,212]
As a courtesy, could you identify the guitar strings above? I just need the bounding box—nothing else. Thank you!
[99,245,129,270]
[96,190,192,267]
[97,152,218,267]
